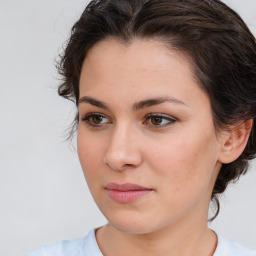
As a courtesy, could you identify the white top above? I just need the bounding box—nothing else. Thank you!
[25,229,256,256]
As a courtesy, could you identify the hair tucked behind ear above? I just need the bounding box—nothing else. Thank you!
[57,0,256,220]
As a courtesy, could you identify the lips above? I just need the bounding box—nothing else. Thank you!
[105,183,153,204]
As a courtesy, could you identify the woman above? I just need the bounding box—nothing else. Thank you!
[26,0,256,255]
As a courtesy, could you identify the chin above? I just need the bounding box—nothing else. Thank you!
[103,210,163,235]
[111,222,156,235]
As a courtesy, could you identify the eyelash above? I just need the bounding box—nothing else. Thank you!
[81,113,110,127]
[81,112,176,128]
[144,113,176,127]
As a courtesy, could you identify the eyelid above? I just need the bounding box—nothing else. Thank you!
[81,112,106,121]
[81,112,111,127]
[143,113,176,127]
[80,112,176,129]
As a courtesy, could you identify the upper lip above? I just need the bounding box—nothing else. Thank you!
[105,183,152,191]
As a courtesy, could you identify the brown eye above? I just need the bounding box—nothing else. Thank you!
[150,116,163,125]
[92,115,104,124]
[81,113,110,127]
[144,114,176,127]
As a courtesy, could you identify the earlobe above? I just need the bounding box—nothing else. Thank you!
[218,119,253,164]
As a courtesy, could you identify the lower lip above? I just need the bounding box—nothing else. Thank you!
[106,189,152,204]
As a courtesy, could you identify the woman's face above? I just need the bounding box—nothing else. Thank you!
[77,38,223,234]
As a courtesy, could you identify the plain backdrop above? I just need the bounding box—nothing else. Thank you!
[0,0,255,255]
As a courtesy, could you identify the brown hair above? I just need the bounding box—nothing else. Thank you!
[57,0,256,220]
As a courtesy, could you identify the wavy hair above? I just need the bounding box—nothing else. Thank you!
[57,0,256,220]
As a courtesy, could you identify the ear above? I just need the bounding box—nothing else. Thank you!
[218,119,253,164]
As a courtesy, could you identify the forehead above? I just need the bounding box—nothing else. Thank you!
[82,37,191,76]
[79,37,209,111]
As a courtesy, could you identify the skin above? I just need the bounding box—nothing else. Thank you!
[77,38,249,256]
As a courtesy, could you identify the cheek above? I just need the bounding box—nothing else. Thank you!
[146,132,218,193]
[77,130,104,180]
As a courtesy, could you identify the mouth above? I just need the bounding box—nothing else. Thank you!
[104,183,153,204]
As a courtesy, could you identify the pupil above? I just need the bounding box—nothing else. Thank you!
[152,117,162,125]
[93,116,102,124]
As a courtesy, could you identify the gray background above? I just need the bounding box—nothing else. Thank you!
[0,0,255,255]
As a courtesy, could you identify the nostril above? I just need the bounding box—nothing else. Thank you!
[103,153,142,171]
[103,135,143,170]
[124,164,133,167]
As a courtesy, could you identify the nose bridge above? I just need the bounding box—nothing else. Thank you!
[112,122,130,147]
[104,121,141,170]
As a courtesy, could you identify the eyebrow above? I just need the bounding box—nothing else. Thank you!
[78,96,188,110]
[78,96,108,109]
[133,96,188,110]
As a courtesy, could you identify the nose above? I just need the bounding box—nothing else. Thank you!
[103,124,142,171]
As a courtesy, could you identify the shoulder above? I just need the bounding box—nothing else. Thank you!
[24,229,102,256]
[24,237,83,256]
[214,234,256,256]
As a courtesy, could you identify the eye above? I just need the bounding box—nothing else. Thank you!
[144,114,176,127]
[81,113,110,127]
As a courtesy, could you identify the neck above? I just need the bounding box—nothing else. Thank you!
[96,213,217,256]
